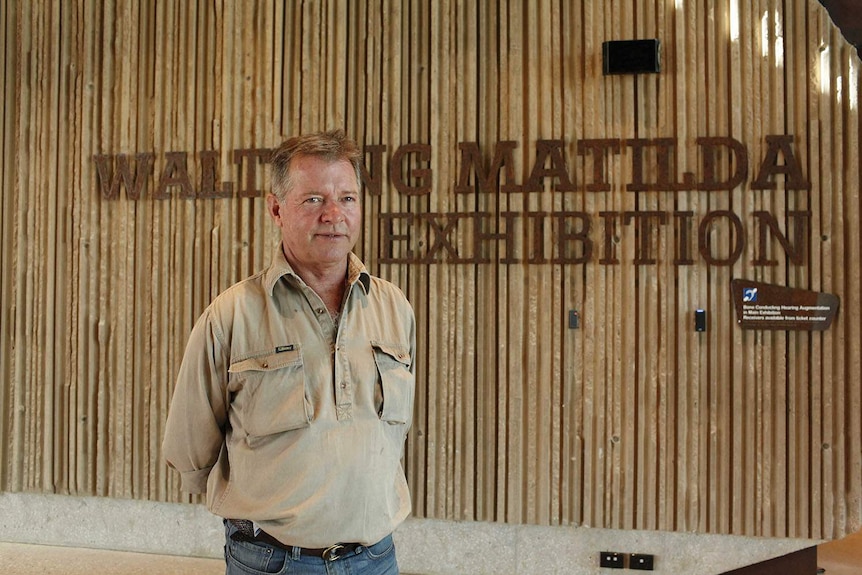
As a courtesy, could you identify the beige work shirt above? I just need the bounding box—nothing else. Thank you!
[163,246,416,548]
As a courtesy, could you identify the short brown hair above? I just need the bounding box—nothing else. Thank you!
[270,129,362,200]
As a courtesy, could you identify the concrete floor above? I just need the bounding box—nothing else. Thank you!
[0,543,223,575]
[0,530,859,575]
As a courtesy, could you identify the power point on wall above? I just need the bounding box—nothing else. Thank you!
[629,553,655,570]
[599,551,655,570]
[600,551,624,568]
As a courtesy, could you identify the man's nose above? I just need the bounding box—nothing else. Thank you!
[320,200,344,222]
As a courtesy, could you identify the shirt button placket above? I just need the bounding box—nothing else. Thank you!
[334,343,353,418]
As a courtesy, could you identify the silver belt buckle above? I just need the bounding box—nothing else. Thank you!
[322,543,345,561]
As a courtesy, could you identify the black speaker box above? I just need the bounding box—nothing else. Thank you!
[602,39,661,75]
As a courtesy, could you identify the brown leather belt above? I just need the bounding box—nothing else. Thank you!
[229,520,361,561]
[255,530,361,561]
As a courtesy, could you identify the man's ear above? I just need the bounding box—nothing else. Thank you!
[266,194,282,225]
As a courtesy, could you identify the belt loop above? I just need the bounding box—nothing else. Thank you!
[290,546,302,560]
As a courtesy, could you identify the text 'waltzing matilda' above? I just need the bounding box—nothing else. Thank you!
[93,135,811,267]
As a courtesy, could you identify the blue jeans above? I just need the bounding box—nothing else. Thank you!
[224,521,399,575]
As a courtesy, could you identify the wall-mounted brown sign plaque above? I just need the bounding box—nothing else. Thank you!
[731,279,840,330]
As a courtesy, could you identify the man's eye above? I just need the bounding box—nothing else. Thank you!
[305,197,323,204]
[343,195,358,203]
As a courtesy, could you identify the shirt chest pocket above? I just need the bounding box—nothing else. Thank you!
[371,342,414,425]
[228,348,311,437]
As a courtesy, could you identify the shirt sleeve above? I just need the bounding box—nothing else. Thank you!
[162,306,231,494]
[405,294,418,432]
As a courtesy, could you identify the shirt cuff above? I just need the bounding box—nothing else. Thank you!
[180,468,211,494]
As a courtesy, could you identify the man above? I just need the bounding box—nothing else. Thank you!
[163,129,416,575]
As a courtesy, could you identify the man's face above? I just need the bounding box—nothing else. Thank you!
[266,155,361,273]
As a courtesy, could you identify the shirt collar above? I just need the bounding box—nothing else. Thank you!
[264,243,371,296]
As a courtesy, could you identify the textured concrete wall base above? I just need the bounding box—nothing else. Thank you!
[395,518,819,575]
[0,492,223,558]
[0,493,818,575]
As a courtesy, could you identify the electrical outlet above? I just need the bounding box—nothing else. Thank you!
[629,553,655,570]
[600,551,624,569]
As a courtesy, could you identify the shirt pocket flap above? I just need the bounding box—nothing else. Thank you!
[229,347,302,373]
[370,342,412,368]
